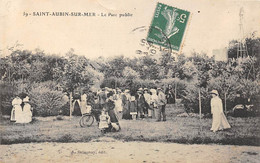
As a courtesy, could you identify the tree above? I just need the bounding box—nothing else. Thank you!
[122,66,140,80]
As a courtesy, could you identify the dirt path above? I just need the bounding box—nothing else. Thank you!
[0,137,259,163]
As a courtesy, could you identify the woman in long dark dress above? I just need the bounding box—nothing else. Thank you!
[105,92,120,132]
[121,90,131,120]
[165,85,175,104]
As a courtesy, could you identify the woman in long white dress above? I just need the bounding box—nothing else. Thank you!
[114,90,123,119]
[150,89,158,119]
[210,90,231,132]
[143,88,151,118]
[11,96,22,122]
[14,96,24,123]
[80,93,87,114]
[22,96,32,123]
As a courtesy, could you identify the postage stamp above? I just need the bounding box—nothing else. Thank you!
[147,2,190,52]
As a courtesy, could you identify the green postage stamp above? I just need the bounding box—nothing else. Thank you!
[147,3,190,52]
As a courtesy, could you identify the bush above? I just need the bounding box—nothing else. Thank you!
[0,81,17,115]
[28,82,67,116]
[181,80,211,114]
[100,77,127,89]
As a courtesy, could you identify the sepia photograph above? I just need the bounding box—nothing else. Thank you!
[0,0,259,162]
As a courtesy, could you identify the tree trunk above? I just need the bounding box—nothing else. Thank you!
[69,92,73,118]
[175,80,177,108]
[199,88,202,131]
[199,88,202,118]
[224,92,227,114]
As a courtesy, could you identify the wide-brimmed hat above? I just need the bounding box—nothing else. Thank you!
[137,88,143,92]
[157,88,163,91]
[150,89,156,94]
[23,96,30,102]
[210,90,219,96]
[124,89,130,93]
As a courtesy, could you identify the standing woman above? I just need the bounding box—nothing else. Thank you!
[23,96,33,123]
[105,92,120,132]
[122,89,131,119]
[150,89,158,119]
[11,95,22,122]
[80,93,87,114]
[143,88,151,118]
[210,90,231,132]
[114,89,123,119]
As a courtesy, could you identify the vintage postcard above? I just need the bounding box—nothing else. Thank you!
[0,0,260,162]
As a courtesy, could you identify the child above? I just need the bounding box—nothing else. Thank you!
[129,96,137,120]
[99,109,111,133]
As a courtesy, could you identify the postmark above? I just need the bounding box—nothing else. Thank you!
[131,26,172,55]
[147,3,190,52]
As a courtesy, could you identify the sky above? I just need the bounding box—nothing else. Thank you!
[0,0,260,60]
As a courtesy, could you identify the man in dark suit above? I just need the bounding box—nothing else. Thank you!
[136,88,146,119]
[98,88,107,109]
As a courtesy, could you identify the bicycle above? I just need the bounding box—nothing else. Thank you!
[79,105,101,127]
[79,112,95,127]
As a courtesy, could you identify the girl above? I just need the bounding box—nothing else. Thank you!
[129,96,137,120]
[99,109,111,133]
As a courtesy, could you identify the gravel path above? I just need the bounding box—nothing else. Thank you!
[0,137,259,163]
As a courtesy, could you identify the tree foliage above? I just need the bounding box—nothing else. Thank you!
[0,35,259,116]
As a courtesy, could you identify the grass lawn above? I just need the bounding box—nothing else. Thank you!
[0,104,259,146]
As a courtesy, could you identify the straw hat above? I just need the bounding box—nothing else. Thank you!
[150,89,156,94]
[210,90,219,96]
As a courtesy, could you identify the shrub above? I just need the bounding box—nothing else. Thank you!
[100,77,126,89]
[0,81,17,115]
[28,83,67,116]
[181,80,211,114]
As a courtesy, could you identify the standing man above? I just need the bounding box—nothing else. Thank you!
[136,88,145,119]
[98,88,107,109]
[157,88,167,122]
[143,88,150,118]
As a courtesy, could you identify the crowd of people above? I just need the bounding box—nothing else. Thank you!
[72,87,169,133]
[9,86,233,133]
[95,87,168,122]
[88,87,231,133]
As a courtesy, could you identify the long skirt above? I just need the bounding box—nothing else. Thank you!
[122,103,131,120]
[108,109,119,123]
[10,108,16,121]
[211,113,231,132]
[148,105,156,118]
[115,99,123,112]
[15,106,24,123]
[73,100,81,116]
[23,108,32,123]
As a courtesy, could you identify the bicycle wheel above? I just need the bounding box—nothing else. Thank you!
[79,115,94,127]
